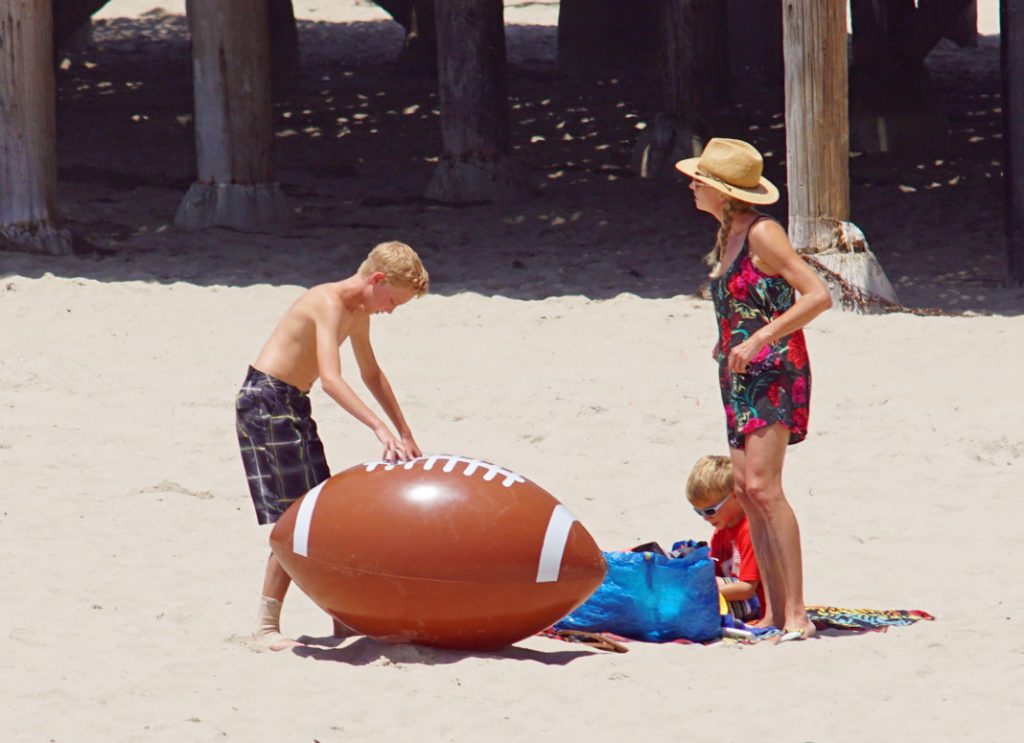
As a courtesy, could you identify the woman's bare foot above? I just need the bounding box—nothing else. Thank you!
[776,618,817,643]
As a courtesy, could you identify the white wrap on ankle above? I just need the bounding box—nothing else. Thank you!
[254,596,296,651]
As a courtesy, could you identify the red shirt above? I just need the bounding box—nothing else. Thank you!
[710,517,766,617]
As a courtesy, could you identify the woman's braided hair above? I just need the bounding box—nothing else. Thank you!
[707,196,752,273]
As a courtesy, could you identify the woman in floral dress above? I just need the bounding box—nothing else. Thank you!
[676,139,832,640]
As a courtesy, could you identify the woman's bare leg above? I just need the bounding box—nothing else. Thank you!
[729,445,779,628]
[736,424,815,637]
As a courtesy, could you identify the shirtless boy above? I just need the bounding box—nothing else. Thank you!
[235,241,429,650]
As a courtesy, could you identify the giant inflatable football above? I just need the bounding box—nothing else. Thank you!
[270,455,606,650]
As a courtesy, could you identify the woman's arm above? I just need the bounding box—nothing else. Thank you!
[728,219,832,374]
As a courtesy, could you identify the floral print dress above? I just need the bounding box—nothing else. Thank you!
[709,217,811,449]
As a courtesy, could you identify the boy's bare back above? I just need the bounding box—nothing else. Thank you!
[252,280,364,392]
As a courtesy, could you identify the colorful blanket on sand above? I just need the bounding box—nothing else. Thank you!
[721,606,937,644]
[806,606,936,632]
[542,606,935,651]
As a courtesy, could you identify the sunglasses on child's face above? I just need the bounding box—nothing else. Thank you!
[693,494,730,517]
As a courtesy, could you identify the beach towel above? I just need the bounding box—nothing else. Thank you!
[806,606,936,632]
[545,606,935,650]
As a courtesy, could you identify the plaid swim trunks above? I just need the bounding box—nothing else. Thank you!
[236,366,331,525]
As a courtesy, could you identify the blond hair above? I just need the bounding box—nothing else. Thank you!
[707,196,752,272]
[359,241,430,296]
[685,455,733,506]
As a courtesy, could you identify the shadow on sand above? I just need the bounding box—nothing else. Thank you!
[291,633,597,666]
[3,14,1021,314]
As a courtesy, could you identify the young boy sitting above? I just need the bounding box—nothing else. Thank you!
[686,455,765,623]
[235,241,429,650]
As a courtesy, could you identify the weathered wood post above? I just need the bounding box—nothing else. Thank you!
[426,0,526,203]
[53,0,107,51]
[632,0,728,179]
[729,0,783,101]
[176,0,288,232]
[945,0,978,46]
[850,0,975,154]
[64,20,93,52]
[374,0,438,73]
[0,0,72,255]
[557,0,658,74]
[660,3,729,134]
[268,0,301,99]
[783,0,897,309]
[1004,0,1024,286]
[783,0,849,251]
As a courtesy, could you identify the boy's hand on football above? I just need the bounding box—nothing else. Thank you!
[375,426,410,463]
[401,432,422,459]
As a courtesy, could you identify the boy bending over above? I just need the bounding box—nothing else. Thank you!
[235,241,429,650]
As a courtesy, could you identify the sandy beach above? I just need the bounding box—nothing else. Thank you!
[2,2,1022,741]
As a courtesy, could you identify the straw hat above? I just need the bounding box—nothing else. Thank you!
[675,138,779,205]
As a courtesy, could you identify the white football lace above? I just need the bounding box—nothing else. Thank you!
[363,455,525,488]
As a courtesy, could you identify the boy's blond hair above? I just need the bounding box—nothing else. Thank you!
[359,241,430,296]
[685,455,733,505]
